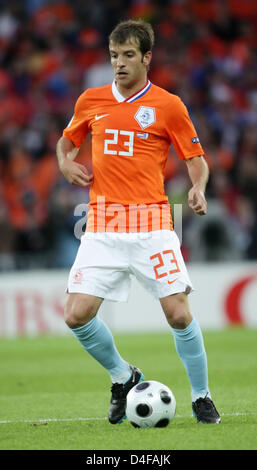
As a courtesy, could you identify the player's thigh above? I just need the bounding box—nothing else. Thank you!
[130,230,193,299]
[64,292,103,328]
[67,233,131,302]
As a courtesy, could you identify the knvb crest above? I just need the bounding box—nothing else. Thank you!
[134,106,156,130]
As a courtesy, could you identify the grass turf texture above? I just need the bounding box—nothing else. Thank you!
[0,327,256,450]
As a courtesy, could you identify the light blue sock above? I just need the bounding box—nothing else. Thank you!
[170,317,211,402]
[71,316,131,384]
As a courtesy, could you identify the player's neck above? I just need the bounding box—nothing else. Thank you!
[115,75,148,99]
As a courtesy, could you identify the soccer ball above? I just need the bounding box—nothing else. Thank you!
[126,380,176,428]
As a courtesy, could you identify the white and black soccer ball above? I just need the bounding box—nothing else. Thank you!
[126,380,176,428]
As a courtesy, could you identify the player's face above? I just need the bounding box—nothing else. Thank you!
[109,39,151,90]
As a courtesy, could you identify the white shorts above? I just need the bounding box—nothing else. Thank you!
[67,230,194,301]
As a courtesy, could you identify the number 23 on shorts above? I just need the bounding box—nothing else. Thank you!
[150,250,180,284]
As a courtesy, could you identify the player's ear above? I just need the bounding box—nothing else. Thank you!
[143,51,152,68]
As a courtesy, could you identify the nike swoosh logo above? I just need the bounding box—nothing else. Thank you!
[95,114,110,120]
[167,277,179,285]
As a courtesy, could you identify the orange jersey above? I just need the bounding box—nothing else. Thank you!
[63,80,204,232]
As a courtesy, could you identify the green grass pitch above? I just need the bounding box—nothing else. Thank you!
[0,327,256,450]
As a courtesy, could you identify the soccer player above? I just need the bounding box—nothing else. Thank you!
[56,19,221,424]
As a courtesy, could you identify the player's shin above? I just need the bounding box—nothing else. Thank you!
[70,316,131,384]
[170,317,211,402]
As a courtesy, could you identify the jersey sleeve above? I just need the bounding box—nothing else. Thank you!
[63,91,90,148]
[165,96,204,160]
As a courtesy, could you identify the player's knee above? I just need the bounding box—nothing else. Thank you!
[168,309,190,329]
[162,293,192,329]
[64,295,96,329]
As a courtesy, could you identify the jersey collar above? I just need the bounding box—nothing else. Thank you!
[112,79,151,103]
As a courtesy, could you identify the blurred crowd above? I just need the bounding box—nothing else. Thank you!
[0,0,256,270]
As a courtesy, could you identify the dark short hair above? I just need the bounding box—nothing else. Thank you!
[109,19,155,56]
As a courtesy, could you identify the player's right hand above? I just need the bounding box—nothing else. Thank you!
[59,158,93,187]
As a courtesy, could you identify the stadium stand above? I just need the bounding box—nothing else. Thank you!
[0,0,256,270]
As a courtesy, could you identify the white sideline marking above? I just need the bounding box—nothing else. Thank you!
[0,412,257,424]
[0,417,107,424]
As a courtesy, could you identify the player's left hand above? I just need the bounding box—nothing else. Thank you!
[188,186,207,215]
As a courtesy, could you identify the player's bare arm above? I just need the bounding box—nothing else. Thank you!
[185,155,209,216]
[56,136,93,188]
